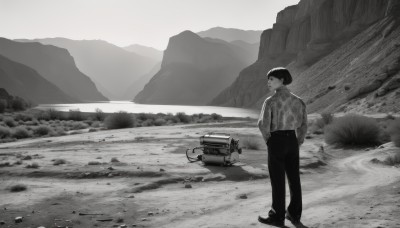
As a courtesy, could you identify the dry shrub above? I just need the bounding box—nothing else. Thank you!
[67,109,84,121]
[241,136,260,150]
[70,122,89,130]
[12,126,31,139]
[33,125,52,136]
[388,118,400,147]
[154,118,166,126]
[0,126,11,139]
[111,157,120,163]
[176,112,191,123]
[88,161,101,165]
[93,108,106,121]
[384,153,400,166]
[53,159,66,166]
[3,117,17,127]
[10,184,27,192]
[25,162,39,169]
[325,114,381,147]
[104,111,135,129]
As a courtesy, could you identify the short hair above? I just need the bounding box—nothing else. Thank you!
[267,67,293,85]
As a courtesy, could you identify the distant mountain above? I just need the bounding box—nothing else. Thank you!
[134,31,253,105]
[124,44,163,62]
[17,38,158,100]
[0,38,107,102]
[123,62,161,99]
[197,27,262,44]
[211,0,400,113]
[0,54,75,104]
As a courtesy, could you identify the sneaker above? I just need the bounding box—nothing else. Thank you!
[285,212,300,225]
[258,215,284,227]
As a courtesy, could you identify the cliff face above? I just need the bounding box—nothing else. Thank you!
[211,0,394,111]
[134,31,251,105]
[0,38,107,102]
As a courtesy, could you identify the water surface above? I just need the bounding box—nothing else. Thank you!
[36,101,259,118]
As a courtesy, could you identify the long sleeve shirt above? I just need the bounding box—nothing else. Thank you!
[258,86,308,144]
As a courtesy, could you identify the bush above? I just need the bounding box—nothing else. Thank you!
[388,118,400,147]
[154,118,167,126]
[93,108,106,121]
[321,112,334,125]
[211,113,222,121]
[324,114,381,147]
[0,126,11,139]
[176,112,191,123]
[3,117,17,127]
[33,125,52,136]
[25,162,39,169]
[384,153,400,166]
[111,157,120,163]
[70,122,89,130]
[10,184,27,192]
[68,110,84,121]
[12,126,31,139]
[53,159,66,165]
[104,111,135,129]
[14,113,34,122]
[241,137,260,150]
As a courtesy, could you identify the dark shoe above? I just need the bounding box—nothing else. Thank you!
[285,212,300,225]
[258,215,284,227]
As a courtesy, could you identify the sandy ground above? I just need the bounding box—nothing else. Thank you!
[0,120,400,228]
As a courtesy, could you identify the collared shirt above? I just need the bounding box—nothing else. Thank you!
[258,86,307,144]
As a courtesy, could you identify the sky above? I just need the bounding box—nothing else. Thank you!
[0,0,300,50]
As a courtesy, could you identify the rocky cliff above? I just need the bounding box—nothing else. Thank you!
[211,0,397,113]
[134,31,252,105]
[0,38,107,102]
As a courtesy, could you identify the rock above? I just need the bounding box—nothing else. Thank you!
[108,167,115,170]
[0,221,5,225]
[184,184,192,188]
[116,218,124,223]
[119,225,128,228]
[22,155,32,160]
[378,145,385,149]
[141,218,148,221]
[238,194,248,199]
[159,168,165,172]
[148,212,154,216]
[14,217,23,223]
[37,226,46,228]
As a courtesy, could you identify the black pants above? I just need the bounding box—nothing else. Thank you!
[267,130,302,222]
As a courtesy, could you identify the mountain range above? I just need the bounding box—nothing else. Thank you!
[134,30,258,105]
[17,38,159,100]
[0,38,107,103]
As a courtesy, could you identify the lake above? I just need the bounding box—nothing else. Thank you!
[35,101,260,118]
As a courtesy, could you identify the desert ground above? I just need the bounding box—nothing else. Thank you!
[1,119,400,228]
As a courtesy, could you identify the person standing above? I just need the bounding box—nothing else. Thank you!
[257,67,307,227]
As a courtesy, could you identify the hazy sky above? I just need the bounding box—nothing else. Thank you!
[0,0,299,50]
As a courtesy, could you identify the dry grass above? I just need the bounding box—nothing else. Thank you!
[325,114,381,147]
[384,153,400,166]
[104,112,135,129]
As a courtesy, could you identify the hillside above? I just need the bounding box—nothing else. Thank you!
[0,38,107,102]
[17,38,157,100]
[0,55,75,104]
[210,0,399,114]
